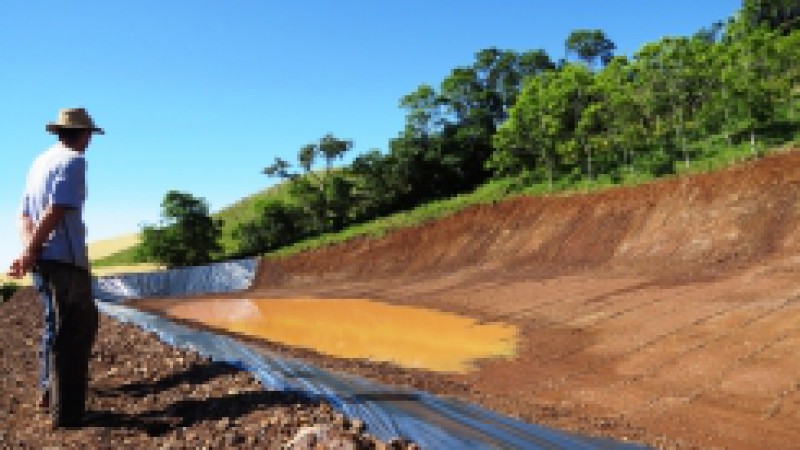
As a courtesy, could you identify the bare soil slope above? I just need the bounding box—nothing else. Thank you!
[249,149,800,449]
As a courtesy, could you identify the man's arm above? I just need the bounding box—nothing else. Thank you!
[7,205,68,278]
[19,214,34,246]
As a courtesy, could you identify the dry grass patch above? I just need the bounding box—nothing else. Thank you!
[88,233,141,260]
[92,263,163,277]
[0,274,31,286]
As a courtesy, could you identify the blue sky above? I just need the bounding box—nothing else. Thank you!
[0,1,741,267]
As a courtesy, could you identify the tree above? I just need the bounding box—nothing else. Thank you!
[629,40,684,174]
[263,134,353,181]
[138,190,223,267]
[400,83,445,137]
[491,1,798,191]
[263,134,355,233]
[490,74,556,184]
[694,20,726,44]
[233,200,305,256]
[518,49,557,80]
[595,56,645,176]
[568,65,603,181]
[743,0,800,33]
[775,28,800,120]
[565,29,617,69]
[721,25,783,153]
[262,157,293,179]
[490,64,596,183]
[386,47,556,204]
[350,149,403,218]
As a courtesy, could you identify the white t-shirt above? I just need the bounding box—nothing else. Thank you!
[20,142,89,269]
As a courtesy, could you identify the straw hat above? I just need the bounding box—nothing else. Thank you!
[45,107,104,135]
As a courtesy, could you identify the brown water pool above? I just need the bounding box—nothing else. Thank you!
[160,297,518,373]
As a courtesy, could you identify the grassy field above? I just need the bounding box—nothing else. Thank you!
[88,234,163,276]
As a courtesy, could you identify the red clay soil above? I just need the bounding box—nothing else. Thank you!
[243,149,800,449]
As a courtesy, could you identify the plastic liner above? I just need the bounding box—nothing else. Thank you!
[93,258,258,302]
[97,300,649,449]
[93,262,647,448]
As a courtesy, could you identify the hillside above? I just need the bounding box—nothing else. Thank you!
[87,233,142,260]
[254,148,800,284]
[241,148,800,449]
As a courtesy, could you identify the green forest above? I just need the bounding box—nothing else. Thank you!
[106,0,800,268]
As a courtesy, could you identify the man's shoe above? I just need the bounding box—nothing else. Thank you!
[38,390,50,409]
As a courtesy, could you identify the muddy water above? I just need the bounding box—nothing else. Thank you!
[164,298,518,373]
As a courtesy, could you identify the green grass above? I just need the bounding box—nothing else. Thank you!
[214,181,296,253]
[93,246,142,267]
[674,139,766,176]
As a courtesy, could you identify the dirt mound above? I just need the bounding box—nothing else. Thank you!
[248,149,800,449]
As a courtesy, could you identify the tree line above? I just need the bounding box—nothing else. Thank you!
[140,0,800,267]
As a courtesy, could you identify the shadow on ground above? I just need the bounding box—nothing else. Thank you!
[87,361,314,437]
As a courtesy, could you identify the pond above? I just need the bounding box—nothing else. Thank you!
[164,297,518,373]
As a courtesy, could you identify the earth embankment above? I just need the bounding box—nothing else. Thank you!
[249,149,800,449]
[257,150,800,285]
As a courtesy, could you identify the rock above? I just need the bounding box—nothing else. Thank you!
[349,419,366,433]
[283,424,358,450]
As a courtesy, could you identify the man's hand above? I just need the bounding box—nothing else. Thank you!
[9,205,68,278]
[7,249,35,279]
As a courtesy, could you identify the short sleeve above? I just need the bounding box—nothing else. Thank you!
[19,193,31,217]
[51,157,85,208]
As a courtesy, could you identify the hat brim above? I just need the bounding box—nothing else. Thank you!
[46,123,105,135]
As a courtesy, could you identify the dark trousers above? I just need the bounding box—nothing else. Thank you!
[33,260,98,424]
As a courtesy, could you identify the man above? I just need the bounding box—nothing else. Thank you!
[7,107,103,428]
